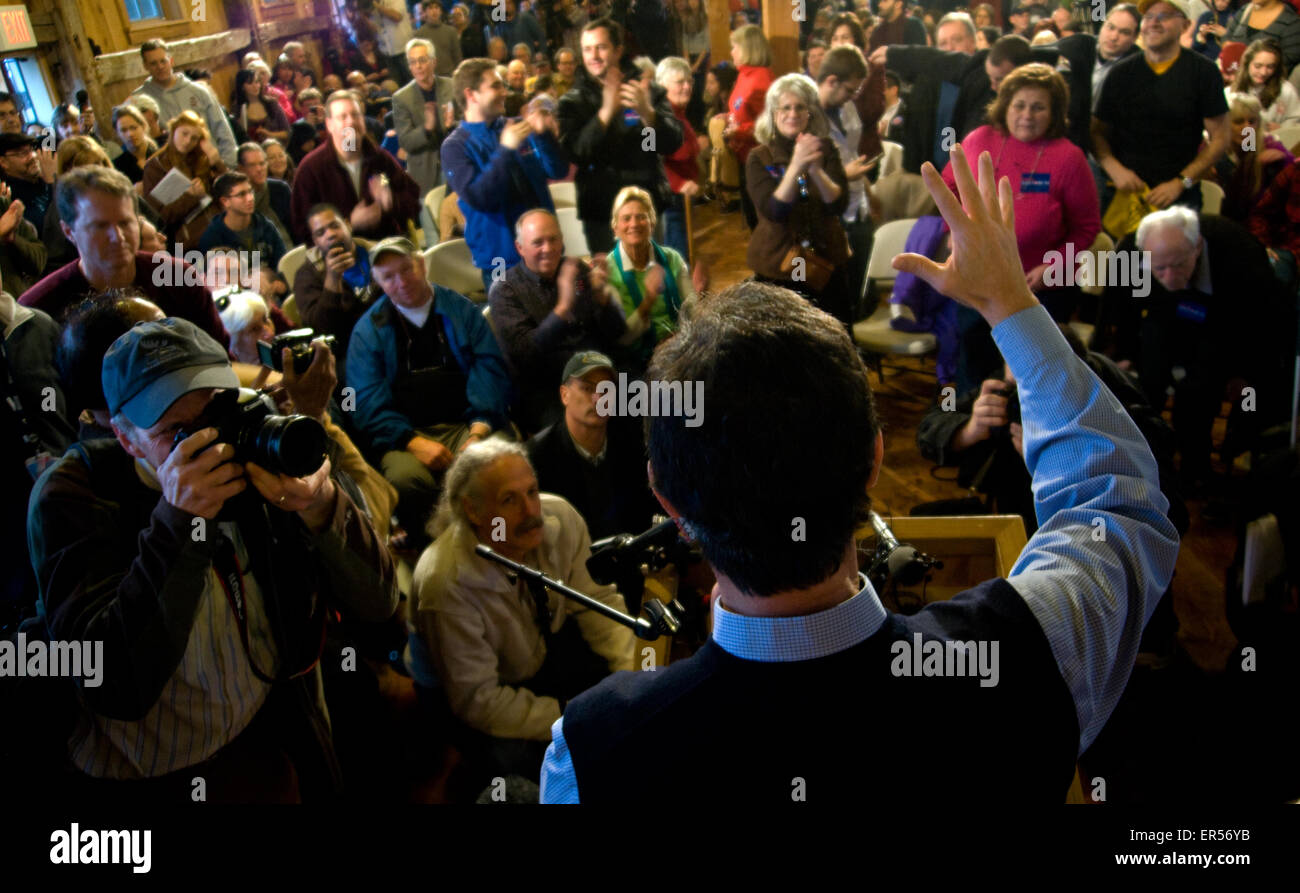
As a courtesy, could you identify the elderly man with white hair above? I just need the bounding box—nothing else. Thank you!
[1101,205,1292,490]
[392,37,456,195]
[406,439,635,786]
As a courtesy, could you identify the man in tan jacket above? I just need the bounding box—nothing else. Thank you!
[408,439,635,784]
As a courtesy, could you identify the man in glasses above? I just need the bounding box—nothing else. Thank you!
[26,316,398,802]
[0,131,55,231]
[1091,0,1229,212]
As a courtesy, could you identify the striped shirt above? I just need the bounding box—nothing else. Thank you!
[69,462,277,779]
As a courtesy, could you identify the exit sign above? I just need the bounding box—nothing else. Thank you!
[0,6,35,52]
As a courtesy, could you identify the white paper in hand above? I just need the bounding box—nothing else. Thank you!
[150,167,195,206]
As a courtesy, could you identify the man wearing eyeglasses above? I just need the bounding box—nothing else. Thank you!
[0,132,56,232]
[1091,0,1230,212]
[0,92,25,135]
[26,317,398,802]
[199,172,290,306]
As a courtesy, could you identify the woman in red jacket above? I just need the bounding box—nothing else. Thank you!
[724,24,774,228]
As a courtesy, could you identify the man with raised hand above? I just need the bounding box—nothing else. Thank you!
[540,145,1179,803]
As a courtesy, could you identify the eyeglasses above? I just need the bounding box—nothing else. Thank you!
[1142,11,1183,23]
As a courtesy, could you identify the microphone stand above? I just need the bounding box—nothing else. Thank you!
[474,544,683,641]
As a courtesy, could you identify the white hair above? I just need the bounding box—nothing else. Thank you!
[655,56,693,89]
[131,93,161,118]
[406,37,436,59]
[514,208,557,242]
[431,438,531,537]
[755,73,828,145]
[937,11,976,40]
[1136,205,1200,251]
[215,289,269,337]
[633,56,657,78]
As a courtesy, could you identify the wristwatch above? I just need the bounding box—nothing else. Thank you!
[1181,175,1196,192]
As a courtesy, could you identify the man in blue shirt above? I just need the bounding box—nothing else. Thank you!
[442,58,568,294]
[346,236,513,547]
[540,146,1180,803]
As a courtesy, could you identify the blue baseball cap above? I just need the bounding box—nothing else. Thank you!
[102,318,239,428]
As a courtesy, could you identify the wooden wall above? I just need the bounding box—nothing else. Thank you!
[21,0,333,142]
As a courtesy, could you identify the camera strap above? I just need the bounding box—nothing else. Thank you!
[0,331,55,480]
[212,532,323,685]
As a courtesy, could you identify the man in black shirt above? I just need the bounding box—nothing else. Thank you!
[527,351,658,541]
[489,210,627,432]
[1091,0,1229,212]
[0,133,55,232]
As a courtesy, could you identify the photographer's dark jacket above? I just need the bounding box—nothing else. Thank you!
[916,351,1189,537]
[556,60,683,226]
[26,439,398,789]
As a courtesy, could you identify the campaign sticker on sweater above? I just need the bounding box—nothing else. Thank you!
[623,108,642,128]
[1021,172,1051,193]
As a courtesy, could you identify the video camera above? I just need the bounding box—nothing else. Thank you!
[173,387,328,479]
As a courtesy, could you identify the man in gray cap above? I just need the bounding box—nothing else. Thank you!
[27,317,398,802]
[527,350,659,541]
[346,236,512,548]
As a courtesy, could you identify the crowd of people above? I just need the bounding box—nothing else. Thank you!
[2,0,1297,804]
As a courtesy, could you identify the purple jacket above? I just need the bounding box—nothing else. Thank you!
[890,215,958,384]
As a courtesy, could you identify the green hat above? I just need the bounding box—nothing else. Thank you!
[561,350,615,384]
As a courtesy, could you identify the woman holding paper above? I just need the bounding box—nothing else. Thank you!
[141,110,227,253]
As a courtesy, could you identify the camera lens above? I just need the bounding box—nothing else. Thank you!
[247,414,328,478]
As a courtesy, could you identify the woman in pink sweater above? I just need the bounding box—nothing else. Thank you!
[941,63,1099,323]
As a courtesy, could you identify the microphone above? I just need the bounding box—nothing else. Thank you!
[586,517,680,585]
[868,511,941,588]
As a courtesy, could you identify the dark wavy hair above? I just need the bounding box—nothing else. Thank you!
[827,12,867,50]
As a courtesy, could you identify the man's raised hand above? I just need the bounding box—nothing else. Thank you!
[892,146,1037,327]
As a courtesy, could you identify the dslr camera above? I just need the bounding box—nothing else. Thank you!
[257,328,336,374]
[173,387,328,479]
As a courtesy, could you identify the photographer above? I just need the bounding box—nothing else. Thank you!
[541,146,1180,803]
[57,291,397,537]
[917,328,1188,539]
[27,317,398,802]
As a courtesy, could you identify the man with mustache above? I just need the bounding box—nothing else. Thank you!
[408,439,634,787]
